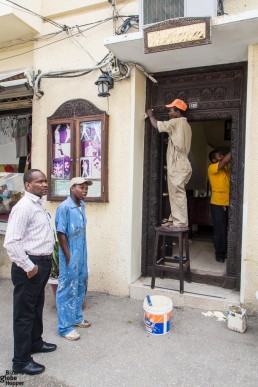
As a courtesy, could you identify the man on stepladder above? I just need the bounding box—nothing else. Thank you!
[146,99,192,229]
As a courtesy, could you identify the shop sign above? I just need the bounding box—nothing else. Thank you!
[144,17,211,54]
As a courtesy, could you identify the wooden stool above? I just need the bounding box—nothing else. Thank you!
[151,226,191,294]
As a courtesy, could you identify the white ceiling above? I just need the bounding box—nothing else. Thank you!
[104,11,258,74]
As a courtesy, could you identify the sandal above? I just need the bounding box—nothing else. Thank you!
[161,221,173,227]
[74,319,91,328]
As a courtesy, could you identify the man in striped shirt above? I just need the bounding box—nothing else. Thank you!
[4,169,57,375]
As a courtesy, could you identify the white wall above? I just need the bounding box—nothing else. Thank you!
[30,2,144,296]
[224,0,258,14]
[240,43,258,312]
[128,68,146,283]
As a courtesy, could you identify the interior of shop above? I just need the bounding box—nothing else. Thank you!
[187,119,230,278]
[0,109,32,233]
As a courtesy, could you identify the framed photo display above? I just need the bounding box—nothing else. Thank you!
[47,112,108,202]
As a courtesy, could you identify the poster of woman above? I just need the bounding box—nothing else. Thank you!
[80,157,91,178]
[53,123,71,144]
[92,156,101,178]
[80,120,101,154]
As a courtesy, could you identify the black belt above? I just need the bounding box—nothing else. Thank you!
[27,254,52,260]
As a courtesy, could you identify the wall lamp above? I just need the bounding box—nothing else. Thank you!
[95,72,114,97]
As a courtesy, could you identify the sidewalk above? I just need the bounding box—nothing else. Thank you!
[0,278,258,387]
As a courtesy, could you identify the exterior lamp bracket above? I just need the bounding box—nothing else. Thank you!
[95,72,114,97]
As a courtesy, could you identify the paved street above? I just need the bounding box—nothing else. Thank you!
[0,278,258,387]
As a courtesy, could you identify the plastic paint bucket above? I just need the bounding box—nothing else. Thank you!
[143,295,173,335]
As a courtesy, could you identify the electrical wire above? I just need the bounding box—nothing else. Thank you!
[0,15,120,62]
[0,12,139,53]
[127,63,157,84]
[106,56,131,82]
[4,0,66,29]
[0,3,156,92]
[33,54,112,97]
[0,31,64,51]
[0,16,115,52]
[42,70,92,79]
[0,0,38,17]
[75,16,115,29]
[115,16,139,35]
[67,26,97,64]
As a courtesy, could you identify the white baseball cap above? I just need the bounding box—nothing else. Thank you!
[69,177,93,189]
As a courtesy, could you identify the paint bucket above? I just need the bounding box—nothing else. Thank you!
[227,305,247,333]
[143,295,173,335]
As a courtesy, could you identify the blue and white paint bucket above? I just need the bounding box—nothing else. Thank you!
[143,295,173,335]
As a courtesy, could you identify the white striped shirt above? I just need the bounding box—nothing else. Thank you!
[4,191,55,272]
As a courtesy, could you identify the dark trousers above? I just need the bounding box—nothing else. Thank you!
[11,256,51,368]
[210,204,228,260]
[18,156,27,173]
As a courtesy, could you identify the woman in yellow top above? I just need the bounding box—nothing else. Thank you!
[208,150,231,263]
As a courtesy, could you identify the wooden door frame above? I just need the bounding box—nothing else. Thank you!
[141,62,247,289]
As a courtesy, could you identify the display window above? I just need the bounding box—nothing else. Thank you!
[0,111,32,233]
[47,114,108,202]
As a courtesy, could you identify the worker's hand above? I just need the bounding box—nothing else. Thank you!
[27,265,38,279]
[146,109,153,117]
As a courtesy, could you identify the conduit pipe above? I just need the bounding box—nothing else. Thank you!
[34,59,111,98]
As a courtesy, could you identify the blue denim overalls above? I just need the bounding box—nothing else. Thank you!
[55,196,88,336]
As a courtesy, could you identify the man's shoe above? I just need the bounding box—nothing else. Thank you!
[216,257,225,263]
[63,329,80,341]
[31,342,57,354]
[13,360,45,375]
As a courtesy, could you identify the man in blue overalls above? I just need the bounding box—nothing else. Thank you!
[55,177,92,340]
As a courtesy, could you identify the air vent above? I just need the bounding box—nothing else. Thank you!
[143,0,184,26]
[141,0,218,28]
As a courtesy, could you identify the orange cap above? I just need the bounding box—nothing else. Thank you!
[165,99,187,111]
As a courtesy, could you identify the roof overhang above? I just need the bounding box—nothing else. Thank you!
[0,2,40,45]
[104,11,258,73]
[0,68,34,110]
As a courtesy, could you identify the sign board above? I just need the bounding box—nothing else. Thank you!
[144,18,211,54]
[189,102,198,109]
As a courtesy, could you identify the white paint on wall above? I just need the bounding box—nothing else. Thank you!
[224,0,258,15]
[127,67,146,284]
[240,43,258,311]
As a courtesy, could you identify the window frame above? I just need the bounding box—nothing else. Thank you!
[47,113,108,202]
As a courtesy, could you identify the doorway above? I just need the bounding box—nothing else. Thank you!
[186,120,230,285]
[141,63,247,290]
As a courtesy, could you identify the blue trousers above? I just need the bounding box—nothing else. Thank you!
[56,247,87,336]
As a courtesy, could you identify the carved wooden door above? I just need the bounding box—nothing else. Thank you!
[142,63,247,289]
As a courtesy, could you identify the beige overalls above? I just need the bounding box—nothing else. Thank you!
[157,117,192,226]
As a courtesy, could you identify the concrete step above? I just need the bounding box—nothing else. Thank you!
[130,277,240,311]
